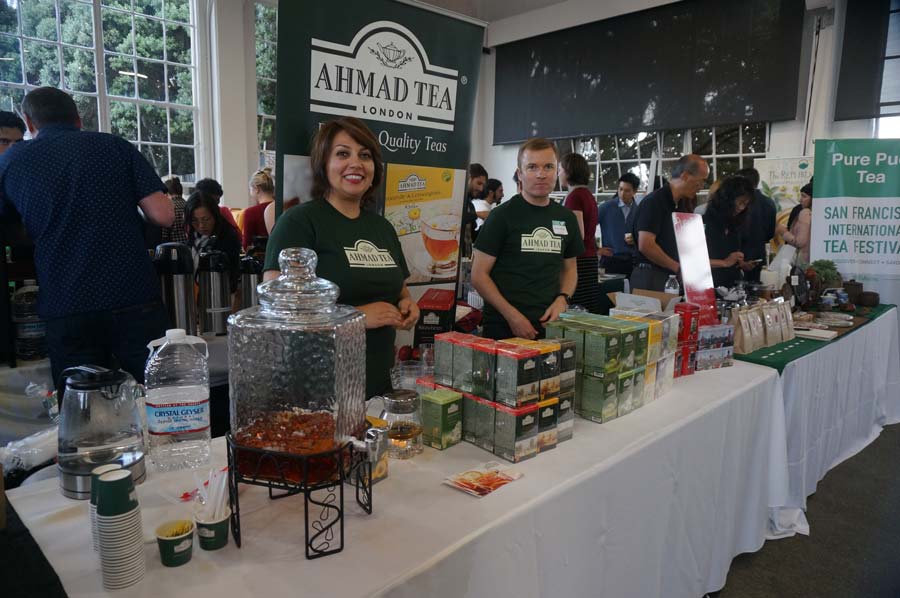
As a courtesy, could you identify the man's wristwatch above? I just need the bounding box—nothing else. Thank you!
[555,293,572,305]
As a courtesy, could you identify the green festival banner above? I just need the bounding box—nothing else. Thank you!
[812,139,900,310]
[274,0,484,310]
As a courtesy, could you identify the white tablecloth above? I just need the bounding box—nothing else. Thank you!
[778,307,900,511]
[8,362,785,598]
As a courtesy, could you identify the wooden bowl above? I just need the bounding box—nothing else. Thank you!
[858,291,880,307]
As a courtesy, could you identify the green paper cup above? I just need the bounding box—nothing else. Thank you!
[194,507,231,551]
[156,520,194,567]
[95,470,138,517]
[90,464,124,507]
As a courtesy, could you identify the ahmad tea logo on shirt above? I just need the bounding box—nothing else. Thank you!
[310,21,459,131]
[344,240,397,268]
[398,173,427,192]
[521,227,562,254]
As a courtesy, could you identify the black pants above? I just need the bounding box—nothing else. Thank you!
[572,256,603,314]
[629,264,673,293]
[600,255,634,277]
[47,301,169,401]
[481,317,546,341]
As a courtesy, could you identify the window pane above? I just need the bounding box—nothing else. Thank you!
[715,125,739,154]
[164,0,190,23]
[597,134,616,161]
[165,23,190,64]
[63,47,96,92]
[103,0,132,9]
[587,165,597,192]
[255,4,277,43]
[622,161,650,190]
[140,143,168,176]
[881,58,900,104]
[600,162,619,192]
[139,103,166,142]
[60,1,95,47]
[134,0,162,18]
[134,16,163,60]
[169,107,193,144]
[257,78,276,115]
[690,128,712,155]
[255,40,276,80]
[741,122,766,154]
[743,156,756,171]
[258,116,275,152]
[637,131,657,160]
[0,2,18,35]
[577,137,597,162]
[171,146,194,178]
[136,58,164,101]
[21,0,57,42]
[102,8,134,54]
[617,134,638,160]
[887,12,900,56]
[110,100,137,139]
[716,157,740,179]
[105,54,135,97]
[73,93,98,131]
[166,63,191,104]
[23,41,59,86]
[0,36,22,83]
[661,129,683,158]
[0,84,24,112]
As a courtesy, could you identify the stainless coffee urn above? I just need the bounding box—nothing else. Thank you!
[197,247,231,335]
[240,255,263,309]
[153,242,196,335]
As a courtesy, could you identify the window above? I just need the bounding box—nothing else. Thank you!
[559,123,769,195]
[254,1,275,168]
[0,0,198,181]
[878,2,900,137]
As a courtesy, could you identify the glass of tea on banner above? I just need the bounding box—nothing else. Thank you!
[421,213,459,278]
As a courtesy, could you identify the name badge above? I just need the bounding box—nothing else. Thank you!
[552,220,568,235]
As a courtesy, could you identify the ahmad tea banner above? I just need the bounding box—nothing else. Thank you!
[812,139,900,314]
[274,0,484,303]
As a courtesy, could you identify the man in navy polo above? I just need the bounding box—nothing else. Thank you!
[597,172,641,276]
[0,87,174,397]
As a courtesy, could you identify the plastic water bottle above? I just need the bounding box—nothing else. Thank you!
[664,274,681,296]
[12,279,47,361]
[144,329,210,472]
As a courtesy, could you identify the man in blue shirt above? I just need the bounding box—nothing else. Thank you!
[597,172,640,276]
[0,87,174,397]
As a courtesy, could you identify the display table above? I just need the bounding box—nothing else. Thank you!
[765,306,900,512]
[8,362,785,598]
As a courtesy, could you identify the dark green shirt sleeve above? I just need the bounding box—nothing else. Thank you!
[564,210,585,258]
[473,207,507,257]
[263,207,316,271]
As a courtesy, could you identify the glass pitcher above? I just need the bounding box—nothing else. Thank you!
[372,389,423,459]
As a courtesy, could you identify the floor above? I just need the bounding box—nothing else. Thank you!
[708,424,900,598]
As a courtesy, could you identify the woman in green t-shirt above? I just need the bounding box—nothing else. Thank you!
[263,117,419,398]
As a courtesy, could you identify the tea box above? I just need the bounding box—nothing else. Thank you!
[582,326,621,377]
[462,392,480,445]
[493,402,539,463]
[563,322,588,369]
[494,342,541,407]
[557,338,577,393]
[695,346,734,371]
[537,397,559,452]
[471,339,498,400]
[579,371,618,423]
[534,340,561,400]
[644,312,680,356]
[544,320,567,339]
[655,352,676,399]
[476,398,496,452]
[616,315,661,364]
[452,335,478,393]
[434,331,463,386]
[697,324,735,351]
[557,391,574,442]
[642,361,657,405]
[414,288,456,346]
[675,302,701,343]
[421,389,462,450]
[599,318,644,370]
[616,369,636,417]
[630,366,646,410]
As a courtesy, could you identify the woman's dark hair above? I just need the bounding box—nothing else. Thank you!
[165,176,183,197]
[468,163,488,179]
[310,117,383,204]
[195,178,224,200]
[560,153,591,186]
[787,183,814,230]
[706,175,755,230]
[185,191,228,238]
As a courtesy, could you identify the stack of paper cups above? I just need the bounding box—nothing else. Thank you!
[90,464,123,552]
[95,469,146,590]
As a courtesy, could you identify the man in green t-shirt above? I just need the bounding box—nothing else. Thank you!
[472,138,584,340]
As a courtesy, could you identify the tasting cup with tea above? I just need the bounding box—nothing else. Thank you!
[156,520,195,567]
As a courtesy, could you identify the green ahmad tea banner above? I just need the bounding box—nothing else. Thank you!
[274,0,484,302]
[812,139,900,310]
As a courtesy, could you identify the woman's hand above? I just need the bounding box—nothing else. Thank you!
[725,251,745,267]
[357,302,403,329]
[396,297,419,330]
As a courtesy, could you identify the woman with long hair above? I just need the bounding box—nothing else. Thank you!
[703,176,755,288]
[185,190,243,307]
[263,117,419,398]
[777,182,812,264]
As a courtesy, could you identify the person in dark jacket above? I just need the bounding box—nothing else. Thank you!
[703,176,755,289]
[736,167,776,282]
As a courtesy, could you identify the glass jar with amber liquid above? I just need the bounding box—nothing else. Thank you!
[372,389,423,460]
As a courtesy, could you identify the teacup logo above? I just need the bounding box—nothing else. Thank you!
[399,173,427,192]
[370,42,414,69]
[344,240,397,269]
[311,21,460,131]
[423,312,440,325]
[521,227,562,253]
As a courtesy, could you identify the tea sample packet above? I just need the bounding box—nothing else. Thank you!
[444,462,523,498]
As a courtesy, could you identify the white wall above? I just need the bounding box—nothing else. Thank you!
[471,0,876,189]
